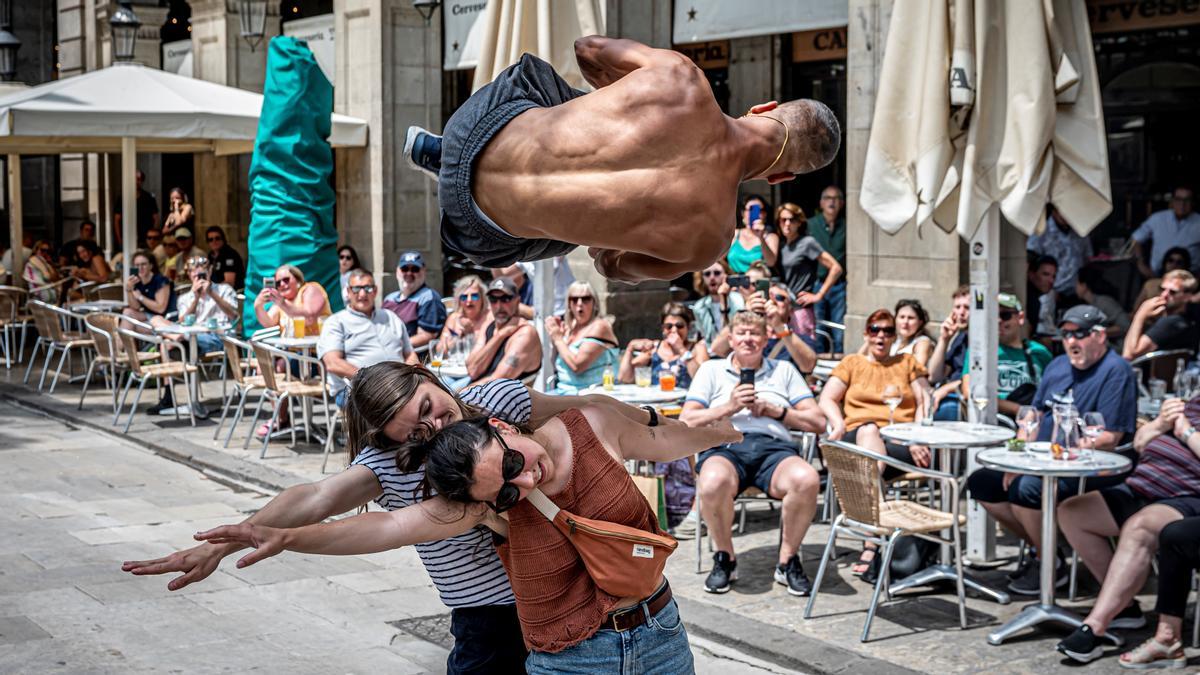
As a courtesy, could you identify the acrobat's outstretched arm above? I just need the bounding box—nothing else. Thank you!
[574,36,687,89]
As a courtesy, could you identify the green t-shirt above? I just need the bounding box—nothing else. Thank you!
[962,341,1053,397]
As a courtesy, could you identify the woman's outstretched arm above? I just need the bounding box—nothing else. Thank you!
[582,404,742,464]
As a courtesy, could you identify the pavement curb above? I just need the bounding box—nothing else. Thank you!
[676,595,923,675]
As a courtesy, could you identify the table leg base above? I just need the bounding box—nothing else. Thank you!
[987,603,1082,645]
[889,564,1011,604]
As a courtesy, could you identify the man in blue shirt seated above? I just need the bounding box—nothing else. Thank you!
[966,305,1137,596]
[382,250,447,350]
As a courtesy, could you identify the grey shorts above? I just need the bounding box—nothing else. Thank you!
[439,53,585,268]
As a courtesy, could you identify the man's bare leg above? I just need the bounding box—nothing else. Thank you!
[980,501,1031,544]
[770,456,820,566]
[698,457,739,557]
[1082,505,1181,635]
[1012,504,1044,553]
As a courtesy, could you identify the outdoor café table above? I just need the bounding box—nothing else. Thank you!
[978,446,1132,645]
[152,322,227,419]
[579,383,687,407]
[880,421,1015,604]
[433,362,469,380]
[70,300,126,314]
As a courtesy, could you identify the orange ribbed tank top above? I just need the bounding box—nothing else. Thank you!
[496,408,663,653]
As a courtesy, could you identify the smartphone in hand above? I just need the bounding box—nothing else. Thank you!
[739,368,756,387]
[748,203,762,225]
[727,274,750,289]
[263,276,276,290]
[754,279,771,295]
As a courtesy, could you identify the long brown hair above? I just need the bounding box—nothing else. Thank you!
[343,362,479,464]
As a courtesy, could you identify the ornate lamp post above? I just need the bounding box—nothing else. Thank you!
[0,0,20,82]
[237,0,268,52]
[413,0,441,25]
[110,1,141,63]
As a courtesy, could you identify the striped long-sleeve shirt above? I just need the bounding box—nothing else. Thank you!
[1127,399,1200,501]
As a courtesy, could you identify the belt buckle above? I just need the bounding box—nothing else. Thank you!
[608,606,638,632]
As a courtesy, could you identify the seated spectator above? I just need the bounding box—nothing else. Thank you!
[206,226,244,289]
[1026,206,1091,305]
[818,308,933,574]
[336,244,361,302]
[960,294,1052,417]
[159,257,238,354]
[619,302,710,388]
[1,233,32,275]
[1115,517,1199,668]
[24,240,62,303]
[728,194,779,273]
[58,219,97,267]
[1123,269,1198,359]
[490,263,535,319]
[891,299,933,366]
[1074,265,1130,344]
[681,311,825,596]
[157,233,181,277]
[461,277,542,389]
[1027,255,1059,339]
[1132,186,1199,280]
[966,305,1137,596]
[122,250,177,321]
[149,228,168,268]
[168,228,207,281]
[1054,395,1200,663]
[762,282,817,373]
[691,259,744,349]
[776,202,842,346]
[318,268,419,408]
[927,285,971,420]
[436,275,492,356]
[381,250,446,350]
[547,281,618,394]
[71,240,112,285]
[1133,246,1190,309]
[253,264,332,335]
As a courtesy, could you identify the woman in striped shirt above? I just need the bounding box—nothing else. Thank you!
[124,363,666,674]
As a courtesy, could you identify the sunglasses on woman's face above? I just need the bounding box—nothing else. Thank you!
[772,293,790,303]
[867,324,896,336]
[702,270,723,278]
[486,430,526,514]
[568,296,594,304]
[662,321,687,331]
[459,292,481,302]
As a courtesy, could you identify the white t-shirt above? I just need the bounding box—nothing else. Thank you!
[177,283,237,324]
[316,307,414,396]
[686,355,814,442]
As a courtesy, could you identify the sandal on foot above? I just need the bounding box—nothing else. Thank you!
[851,548,877,577]
[1119,637,1186,669]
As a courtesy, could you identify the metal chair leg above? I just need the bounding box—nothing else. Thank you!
[320,396,335,473]
[225,388,250,449]
[123,377,149,433]
[261,395,285,459]
[38,343,56,391]
[48,345,71,394]
[183,372,196,427]
[804,517,840,620]
[242,393,267,450]
[862,532,900,642]
[953,525,968,630]
[78,357,99,408]
[214,385,237,440]
[23,337,44,383]
[114,371,135,425]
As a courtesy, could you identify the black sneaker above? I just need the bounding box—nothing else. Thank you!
[404,126,442,180]
[1109,600,1146,630]
[148,394,175,415]
[1056,624,1122,662]
[1007,547,1037,580]
[704,551,737,594]
[774,555,812,596]
[1007,555,1068,595]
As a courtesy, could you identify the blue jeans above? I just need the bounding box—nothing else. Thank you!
[934,393,961,421]
[196,332,222,356]
[524,597,692,675]
[447,604,528,674]
[814,280,846,353]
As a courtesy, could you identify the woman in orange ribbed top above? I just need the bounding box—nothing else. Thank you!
[420,407,740,672]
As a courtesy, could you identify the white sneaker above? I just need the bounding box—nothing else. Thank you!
[403,125,442,181]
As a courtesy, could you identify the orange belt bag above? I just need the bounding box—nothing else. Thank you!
[527,489,678,599]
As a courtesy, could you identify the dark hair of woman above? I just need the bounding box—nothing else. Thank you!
[660,302,695,325]
[338,245,362,269]
[893,298,929,332]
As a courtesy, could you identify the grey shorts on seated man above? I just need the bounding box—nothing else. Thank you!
[440,53,582,268]
[696,432,798,494]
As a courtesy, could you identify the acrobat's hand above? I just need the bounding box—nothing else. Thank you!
[194,523,287,569]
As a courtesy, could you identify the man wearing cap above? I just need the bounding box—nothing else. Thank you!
[170,227,207,281]
[966,304,1138,596]
[319,268,420,407]
[960,294,1053,418]
[1122,269,1199,360]
[460,277,542,389]
[381,250,447,350]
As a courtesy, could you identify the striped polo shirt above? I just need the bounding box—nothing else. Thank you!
[351,378,531,608]
[1126,398,1200,501]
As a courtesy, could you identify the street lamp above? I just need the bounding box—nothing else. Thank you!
[0,0,20,82]
[412,0,441,25]
[109,2,141,63]
[237,0,268,52]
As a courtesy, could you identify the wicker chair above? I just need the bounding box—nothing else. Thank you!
[211,335,265,449]
[805,439,967,642]
[78,313,134,413]
[0,285,30,368]
[92,282,125,302]
[114,328,197,433]
[243,341,331,459]
[24,301,94,393]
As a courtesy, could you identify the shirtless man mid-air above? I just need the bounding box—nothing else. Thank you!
[405,35,840,283]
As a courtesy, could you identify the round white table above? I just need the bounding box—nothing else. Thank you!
[70,300,127,314]
[153,322,229,419]
[977,447,1132,645]
[433,362,470,380]
[579,383,687,405]
[880,421,1015,604]
[264,335,320,352]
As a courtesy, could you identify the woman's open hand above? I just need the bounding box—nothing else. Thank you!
[193,523,288,569]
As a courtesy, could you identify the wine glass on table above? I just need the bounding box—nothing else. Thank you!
[1016,405,1040,444]
[971,383,990,429]
[882,384,902,426]
[1080,411,1105,461]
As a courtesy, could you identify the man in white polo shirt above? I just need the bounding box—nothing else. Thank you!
[318,268,420,407]
[681,310,826,597]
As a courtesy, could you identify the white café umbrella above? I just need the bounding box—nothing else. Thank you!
[0,63,367,294]
[859,0,1111,557]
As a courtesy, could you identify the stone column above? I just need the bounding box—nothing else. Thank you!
[189,0,282,253]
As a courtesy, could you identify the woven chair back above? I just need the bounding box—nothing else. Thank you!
[29,302,57,339]
[94,283,124,302]
[117,330,148,376]
[222,336,251,386]
[0,287,21,324]
[251,342,281,392]
[85,314,119,361]
[821,442,882,526]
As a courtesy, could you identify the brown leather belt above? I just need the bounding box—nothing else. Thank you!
[603,581,673,632]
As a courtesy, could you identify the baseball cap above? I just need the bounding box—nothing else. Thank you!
[174,227,193,239]
[997,293,1023,312]
[1058,304,1108,332]
[487,277,518,297]
[398,250,425,269]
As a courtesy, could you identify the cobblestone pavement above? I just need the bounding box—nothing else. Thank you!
[0,398,795,674]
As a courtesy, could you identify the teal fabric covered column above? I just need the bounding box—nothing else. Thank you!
[243,36,343,334]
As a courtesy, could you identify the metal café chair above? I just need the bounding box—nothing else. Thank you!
[79,312,132,413]
[805,439,967,642]
[25,301,94,393]
[212,334,265,449]
[0,285,31,368]
[113,327,196,433]
[92,282,125,302]
[1129,349,1194,397]
[244,341,332,459]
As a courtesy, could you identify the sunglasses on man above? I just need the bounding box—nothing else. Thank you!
[999,310,1017,322]
[702,269,723,278]
[1060,327,1097,340]
[207,236,223,243]
[487,429,526,514]
[399,266,421,274]
[348,284,377,295]
[488,293,515,303]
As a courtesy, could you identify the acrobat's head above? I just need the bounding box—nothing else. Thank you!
[747,99,841,184]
